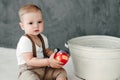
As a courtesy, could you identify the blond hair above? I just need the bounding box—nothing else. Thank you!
[18,4,42,20]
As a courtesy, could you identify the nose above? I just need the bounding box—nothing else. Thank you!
[34,23,39,28]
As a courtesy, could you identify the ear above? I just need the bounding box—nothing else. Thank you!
[19,22,24,30]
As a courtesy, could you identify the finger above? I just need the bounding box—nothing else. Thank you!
[53,59,64,65]
[50,62,62,68]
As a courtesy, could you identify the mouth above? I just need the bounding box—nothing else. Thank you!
[34,30,39,32]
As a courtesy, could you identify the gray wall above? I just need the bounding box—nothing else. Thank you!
[1,0,120,50]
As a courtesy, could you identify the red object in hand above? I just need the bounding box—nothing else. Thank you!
[54,50,69,65]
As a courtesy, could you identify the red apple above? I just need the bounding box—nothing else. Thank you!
[54,50,69,65]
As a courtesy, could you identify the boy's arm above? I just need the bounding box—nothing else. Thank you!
[22,52,63,68]
[22,52,49,67]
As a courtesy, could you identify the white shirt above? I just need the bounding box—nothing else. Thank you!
[16,34,49,65]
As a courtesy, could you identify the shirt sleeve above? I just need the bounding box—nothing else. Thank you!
[18,36,32,54]
[41,34,49,49]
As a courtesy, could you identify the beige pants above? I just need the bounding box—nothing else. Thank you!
[18,64,67,80]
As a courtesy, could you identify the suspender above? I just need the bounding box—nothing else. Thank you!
[37,34,48,58]
[24,34,48,58]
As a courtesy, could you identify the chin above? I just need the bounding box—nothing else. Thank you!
[35,33,41,35]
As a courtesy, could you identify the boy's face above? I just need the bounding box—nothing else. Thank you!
[19,11,44,35]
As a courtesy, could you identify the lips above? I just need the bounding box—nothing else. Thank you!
[34,30,39,32]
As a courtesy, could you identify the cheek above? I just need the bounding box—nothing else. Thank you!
[40,24,44,30]
[25,26,32,32]
[41,26,44,32]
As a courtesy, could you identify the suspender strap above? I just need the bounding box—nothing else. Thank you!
[24,34,36,57]
[37,34,48,58]
[24,34,48,58]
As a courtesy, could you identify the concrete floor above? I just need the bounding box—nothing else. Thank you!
[0,47,81,80]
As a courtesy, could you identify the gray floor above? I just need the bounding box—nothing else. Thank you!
[0,47,81,80]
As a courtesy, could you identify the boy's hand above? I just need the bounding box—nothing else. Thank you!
[48,53,63,68]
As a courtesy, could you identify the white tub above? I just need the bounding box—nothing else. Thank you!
[67,35,120,80]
